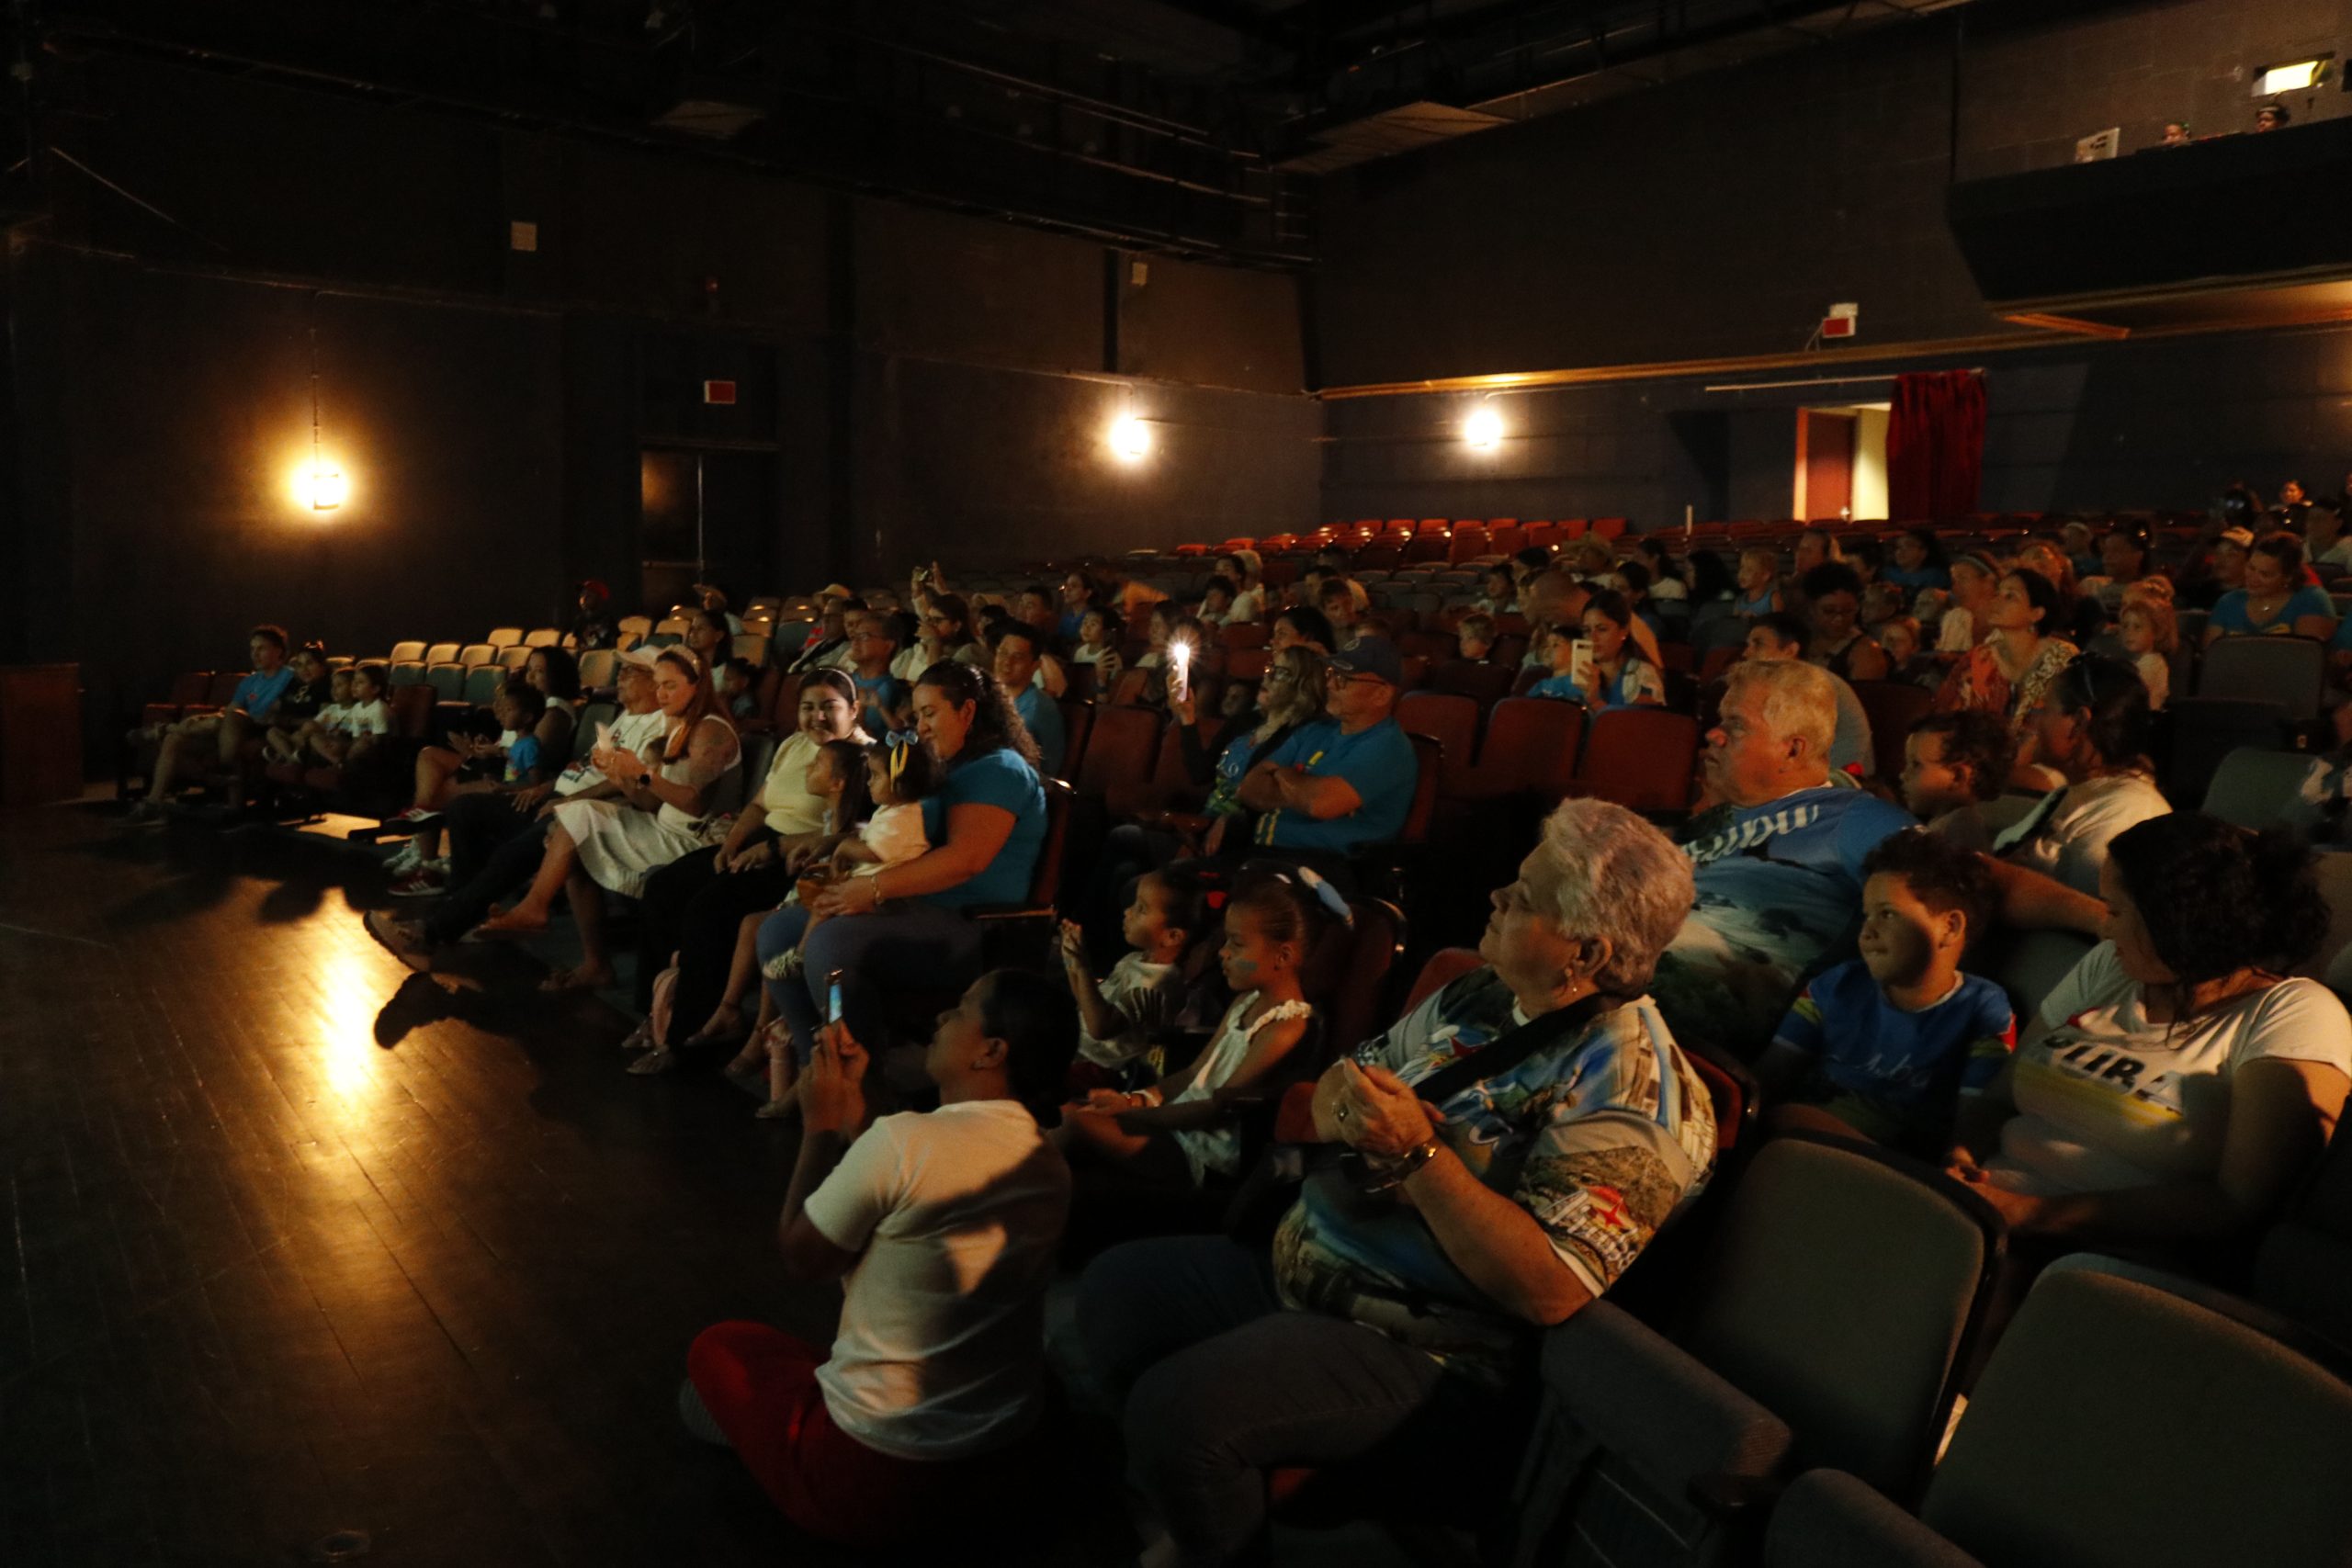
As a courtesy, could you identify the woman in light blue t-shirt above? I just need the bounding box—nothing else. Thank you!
[756,660,1047,1071]
[2203,531,2337,646]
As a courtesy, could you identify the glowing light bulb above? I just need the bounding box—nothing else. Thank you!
[1110,415,1152,460]
[1464,406,1503,449]
[294,459,347,513]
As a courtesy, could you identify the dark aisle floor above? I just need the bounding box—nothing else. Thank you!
[0,803,1007,1567]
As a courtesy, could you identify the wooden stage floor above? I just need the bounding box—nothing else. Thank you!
[0,802,1006,1566]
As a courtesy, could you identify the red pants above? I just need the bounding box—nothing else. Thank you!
[686,1321,1047,1551]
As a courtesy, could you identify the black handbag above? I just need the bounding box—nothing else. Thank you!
[1221,989,1618,1246]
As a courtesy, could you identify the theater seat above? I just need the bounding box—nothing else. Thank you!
[1570,707,1698,815]
[1507,1136,2004,1565]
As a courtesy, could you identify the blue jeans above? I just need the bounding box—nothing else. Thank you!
[755,899,985,1063]
[1076,1235,1528,1567]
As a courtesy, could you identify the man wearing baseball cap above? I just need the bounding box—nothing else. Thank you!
[1236,634,1419,879]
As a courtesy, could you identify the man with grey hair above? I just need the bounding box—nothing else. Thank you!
[1079,798,1717,1567]
[1650,659,1917,1056]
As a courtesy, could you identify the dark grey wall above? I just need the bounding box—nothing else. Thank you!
[1321,319,2352,529]
[1313,0,2352,388]
[6,53,1317,761]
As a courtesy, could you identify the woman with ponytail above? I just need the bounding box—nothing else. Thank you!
[1951,812,2352,1261]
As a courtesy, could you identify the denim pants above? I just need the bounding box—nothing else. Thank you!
[754,899,984,1063]
[1075,1235,1528,1567]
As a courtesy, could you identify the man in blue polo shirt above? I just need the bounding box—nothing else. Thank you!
[1238,634,1418,870]
[994,624,1066,779]
[128,624,298,825]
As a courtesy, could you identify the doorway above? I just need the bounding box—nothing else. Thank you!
[1793,404,1889,521]
[639,446,776,616]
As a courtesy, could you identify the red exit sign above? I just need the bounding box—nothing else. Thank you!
[702,379,737,405]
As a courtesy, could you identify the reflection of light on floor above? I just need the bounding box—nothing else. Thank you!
[315,931,388,1098]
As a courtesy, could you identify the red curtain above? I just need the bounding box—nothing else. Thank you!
[1886,370,1986,521]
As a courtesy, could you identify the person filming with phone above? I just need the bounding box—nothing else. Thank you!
[680,969,1079,1551]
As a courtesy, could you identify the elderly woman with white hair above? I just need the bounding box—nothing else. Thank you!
[1077,798,1719,1568]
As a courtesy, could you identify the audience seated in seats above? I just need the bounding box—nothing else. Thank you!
[1076,799,1714,1568]
[900,586,987,679]
[306,662,393,770]
[991,624,1066,778]
[1800,561,1890,682]
[387,681,554,896]
[751,661,1046,1072]
[367,655,669,968]
[1651,660,1919,1055]
[1198,577,1238,626]
[1454,612,1498,662]
[1758,829,2016,1156]
[624,670,872,1051]
[1060,868,1208,1092]
[2083,521,2156,613]
[788,598,858,674]
[696,582,745,636]
[1792,527,1841,580]
[281,663,356,764]
[1883,526,1953,592]
[257,644,332,763]
[474,646,741,990]
[2116,587,2177,712]
[683,607,731,671]
[842,612,910,740]
[2304,494,2352,574]
[2205,530,2337,645]
[1526,590,1665,711]
[713,736,876,1100]
[1235,635,1417,885]
[568,579,617,652]
[1269,604,1334,657]
[1057,866,1333,1192]
[1877,615,1941,688]
[2182,525,2253,613]
[1086,646,1331,951]
[757,739,935,992]
[1950,813,2352,1270]
[681,973,1077,1551]
[1936,550,2000,655]
[1900,710,2018,852]
[716,657,760,723]
[1996,656,2169,895]
[383,647,580,892]
[1741,613,1874,776]
[1473,566,1517,618]
[127,623,295,825]
[1070,607,1120,674]
[1936,568,2079,767]
[1215,551,1265,626]
[1733,547,1783,619]
[1056,570,1102,642]
[1316,578,1363,648]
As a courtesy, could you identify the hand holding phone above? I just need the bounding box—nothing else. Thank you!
[1569,637,1597,693]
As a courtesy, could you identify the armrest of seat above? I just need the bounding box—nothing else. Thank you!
[1537,1303,1793,1505]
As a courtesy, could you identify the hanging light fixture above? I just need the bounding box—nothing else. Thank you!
[293,322,346,513]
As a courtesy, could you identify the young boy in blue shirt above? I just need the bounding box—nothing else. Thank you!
[1757,828,2015,1156]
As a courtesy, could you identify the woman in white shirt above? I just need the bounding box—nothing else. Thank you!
[1996,655,2171,894]
[1216,550,1266,625]
[1952,813,2351,1265]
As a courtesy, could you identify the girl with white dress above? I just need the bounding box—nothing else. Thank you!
[476,646,740,991]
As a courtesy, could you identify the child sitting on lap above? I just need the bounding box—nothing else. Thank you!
[1757,829,2016,1156]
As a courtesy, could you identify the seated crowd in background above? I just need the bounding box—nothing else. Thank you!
[119,485,2352,1562]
